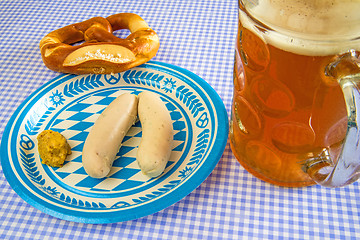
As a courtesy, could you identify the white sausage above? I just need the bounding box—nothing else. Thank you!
[136,91,173,177]
[82,93,138,178]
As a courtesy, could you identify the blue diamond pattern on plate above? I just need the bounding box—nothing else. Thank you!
[51,89,187,193]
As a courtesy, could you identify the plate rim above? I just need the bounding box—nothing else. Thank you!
[0,61,229,223]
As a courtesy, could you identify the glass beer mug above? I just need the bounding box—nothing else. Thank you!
[230,0,360,187]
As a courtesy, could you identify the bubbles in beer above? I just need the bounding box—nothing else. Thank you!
[245,0,360,56]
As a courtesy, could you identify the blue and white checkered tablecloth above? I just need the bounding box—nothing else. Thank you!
[0,0,359,239]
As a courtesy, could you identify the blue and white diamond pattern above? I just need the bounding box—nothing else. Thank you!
[47,88,187,193]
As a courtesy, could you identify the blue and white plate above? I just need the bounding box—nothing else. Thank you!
[0,61,228,223]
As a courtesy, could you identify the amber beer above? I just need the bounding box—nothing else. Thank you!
[230,0,360,187]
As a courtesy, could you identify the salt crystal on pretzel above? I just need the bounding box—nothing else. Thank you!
[39,13,160,74]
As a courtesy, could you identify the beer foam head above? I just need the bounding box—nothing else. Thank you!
[241,0,360,56]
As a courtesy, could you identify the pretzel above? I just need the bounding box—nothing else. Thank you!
[39,13,160,74]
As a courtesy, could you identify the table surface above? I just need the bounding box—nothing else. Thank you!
[1,0,359,239]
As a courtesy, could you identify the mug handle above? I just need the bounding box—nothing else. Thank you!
[304,51,360,187]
